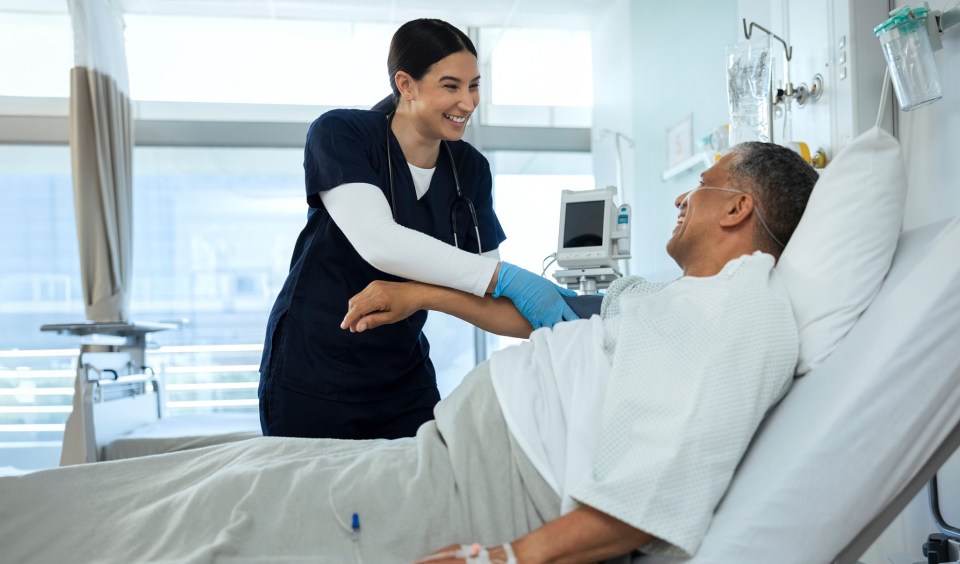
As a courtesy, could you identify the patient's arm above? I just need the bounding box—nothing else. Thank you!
[417,505,652,563]
[342,280,534,339]
[511,505,652,562]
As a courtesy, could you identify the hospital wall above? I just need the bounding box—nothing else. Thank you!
[593,0,960,561]
[894,0,960,231]
[621,0,738,282]
[591,0,637,279]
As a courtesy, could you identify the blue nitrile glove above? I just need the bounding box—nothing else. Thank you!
[492,262,579,329]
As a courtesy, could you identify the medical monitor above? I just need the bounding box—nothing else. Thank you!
[556,188,618,269]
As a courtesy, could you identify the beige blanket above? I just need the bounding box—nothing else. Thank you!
[0,364,558,564]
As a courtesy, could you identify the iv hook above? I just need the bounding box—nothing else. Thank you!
[743,19,793,61]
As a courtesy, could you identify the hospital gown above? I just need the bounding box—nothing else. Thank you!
[580,251,798,557]
[492,251,797,557]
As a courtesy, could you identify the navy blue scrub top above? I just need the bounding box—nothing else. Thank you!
[260,109,507,402]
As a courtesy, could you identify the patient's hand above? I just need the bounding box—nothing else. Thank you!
[341,281,424,332]
[415,543,513,563]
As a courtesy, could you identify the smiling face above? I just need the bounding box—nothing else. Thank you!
[399,50,480,143]
[666,153,738,268]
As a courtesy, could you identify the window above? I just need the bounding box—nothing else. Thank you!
[124,15,394,107]
[0,145,79,469]
[480,27,593,128]
[0,8,72,98]
[131,147,305,416]
[485,28,593,107]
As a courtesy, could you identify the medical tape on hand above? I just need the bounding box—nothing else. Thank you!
[457,543,517,564]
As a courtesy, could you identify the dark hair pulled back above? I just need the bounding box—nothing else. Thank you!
[371,18,477,113]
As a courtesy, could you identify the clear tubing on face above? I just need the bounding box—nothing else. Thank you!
[677,186,785,249]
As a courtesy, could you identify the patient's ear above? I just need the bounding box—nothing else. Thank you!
[719,193,755,228]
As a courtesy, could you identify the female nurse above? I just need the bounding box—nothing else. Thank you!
[258,18,578,440]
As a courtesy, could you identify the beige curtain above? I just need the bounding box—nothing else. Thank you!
[61,0,133,466]
[68,0,133,323]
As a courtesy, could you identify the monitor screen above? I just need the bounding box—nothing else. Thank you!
[562,200,606,248]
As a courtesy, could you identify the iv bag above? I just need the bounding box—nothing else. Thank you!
[725,38,773,145]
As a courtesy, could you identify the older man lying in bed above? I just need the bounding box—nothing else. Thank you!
[0,142,816,564]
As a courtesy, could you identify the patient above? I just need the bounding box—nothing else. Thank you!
[342,141,818,563]
[0,143,816,564]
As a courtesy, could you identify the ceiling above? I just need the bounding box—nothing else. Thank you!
[0,0,615,28]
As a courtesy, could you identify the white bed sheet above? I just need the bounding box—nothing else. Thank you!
[641,216,960,563]
[101,413,261,461]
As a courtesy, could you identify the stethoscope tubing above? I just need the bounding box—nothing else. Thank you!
[385,112,482,254]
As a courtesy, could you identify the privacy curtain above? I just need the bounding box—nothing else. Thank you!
[61,0,133,466]
[68,0,132,323]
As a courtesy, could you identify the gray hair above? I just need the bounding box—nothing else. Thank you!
[727,142,819,255]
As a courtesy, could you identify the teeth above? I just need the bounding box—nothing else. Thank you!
[444,113,467,123]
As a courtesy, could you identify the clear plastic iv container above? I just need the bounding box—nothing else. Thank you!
[725,39,773,144]
[874,6,942,111]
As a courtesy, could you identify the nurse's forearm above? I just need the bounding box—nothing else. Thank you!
[486,262,501,295]
[320,183,499,297]
[417,283,532,339]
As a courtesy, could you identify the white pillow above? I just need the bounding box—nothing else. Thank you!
[777,126,907,374]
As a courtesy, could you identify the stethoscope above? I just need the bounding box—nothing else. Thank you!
[385,112,482,254]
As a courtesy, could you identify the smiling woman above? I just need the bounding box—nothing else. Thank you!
[257,18,580,442]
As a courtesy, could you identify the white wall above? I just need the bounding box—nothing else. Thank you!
[625,0,739,281]
[592,0,635,193]
[743,0,891,156]
[592,0,637,274]
[897,0,960,230]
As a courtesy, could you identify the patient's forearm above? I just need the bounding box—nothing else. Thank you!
[417,283,533,339]
[343,280,532,338]
[512,505,651,563]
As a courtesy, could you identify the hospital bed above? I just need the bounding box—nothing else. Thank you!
[46,323,261,464]
[641,214,960,563]
[47,215,957,563]
[73,356,258,463]
[43,213,960,560]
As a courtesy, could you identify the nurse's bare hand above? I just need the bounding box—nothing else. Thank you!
[342,281,423,332]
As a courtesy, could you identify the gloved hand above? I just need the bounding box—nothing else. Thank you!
[492,262,579,329]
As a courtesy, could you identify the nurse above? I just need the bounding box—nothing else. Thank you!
[259,18,578,440]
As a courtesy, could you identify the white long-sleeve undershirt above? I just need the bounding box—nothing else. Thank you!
[319,182,500,297]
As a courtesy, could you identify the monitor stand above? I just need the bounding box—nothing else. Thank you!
[553,267,622,295]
